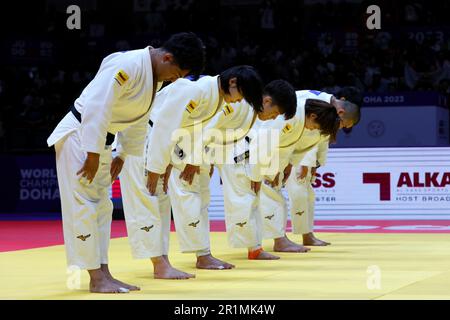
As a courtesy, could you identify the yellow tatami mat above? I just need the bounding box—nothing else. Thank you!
[1,232,450,300]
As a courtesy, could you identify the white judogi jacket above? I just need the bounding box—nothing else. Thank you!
[203,99,257,166]
[252,112,303,182]
[288,90,333,165]
[145,76,226,175]
[47,47,161,157]
[228,104,304,182]
[244,89,333,181]
[204,99,256,145]
[299,135,330,168]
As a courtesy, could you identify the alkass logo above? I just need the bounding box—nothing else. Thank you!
[363,172,450,201]
[312,173,336,188]
[397,172,450,188]
[362,173,391,201]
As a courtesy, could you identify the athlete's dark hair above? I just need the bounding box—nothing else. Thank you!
[219,65,263,112]
[263,80,297,120]
[305,99,340,142]
[161,32,206,77]
[336,86,363,108]
[336,86,362,125]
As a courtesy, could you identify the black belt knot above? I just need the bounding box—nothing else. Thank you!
[70,105,115,146]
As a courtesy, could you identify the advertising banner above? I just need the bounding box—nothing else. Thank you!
[0,155,121,214]
[0,155,60,213]
[309,147,450,220]
[2,148,449,220]
[210,147,450,220]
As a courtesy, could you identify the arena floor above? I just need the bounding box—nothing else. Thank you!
[1,220,450,300]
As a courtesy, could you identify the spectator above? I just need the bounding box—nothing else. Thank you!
[0,0,448,153]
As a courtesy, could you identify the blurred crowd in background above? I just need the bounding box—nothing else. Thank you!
[0,0,449,152]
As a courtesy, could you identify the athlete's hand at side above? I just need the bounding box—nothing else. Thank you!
[110,156,124,183]
[282,163,293,184]
[297,166,308,180]
[163,164,173,194]
[264,172,280,188]
[251,180,261,194]
[146,171,161,195]
[77,152,100,184]
[180,164,200,185]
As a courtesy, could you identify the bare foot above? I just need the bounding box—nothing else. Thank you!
[303,233,330,246]
[274,236,311,253]
[100,264,140,291]
[155,267,196,279]
[89,277,129,294]
[152,256,195,279]
[196,254,235,270]
[109,277,141,291]
[248,250,280,260]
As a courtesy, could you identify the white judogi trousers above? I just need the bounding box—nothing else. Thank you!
[55,129,113,270]
[286,166,315,234]
[120,144,171,259]
[168,164,211,253]
[218,163,262,248]
[259,172,288,240]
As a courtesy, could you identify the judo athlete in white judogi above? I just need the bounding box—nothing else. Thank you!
[120,76,219,279]
[119,109,180,278]
[285,87,362,246]
[260,93,345,252]
[140,66,264,271]
[215,80,297,260]
[286,138,331,246]
[261,88,362,251]
[47,32,205,293]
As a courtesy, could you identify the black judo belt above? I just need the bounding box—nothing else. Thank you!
[174,135,252,162]
[234,150,250,164]
[70,105,115,146]
[233,136,251,163]
[174,144,185,160]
